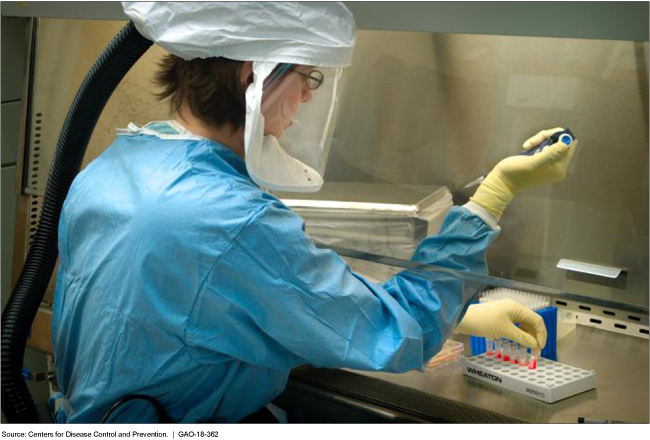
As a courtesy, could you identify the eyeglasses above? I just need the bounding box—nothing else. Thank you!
[290,68,325,90]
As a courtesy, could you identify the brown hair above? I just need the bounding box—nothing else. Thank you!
[154,54,248,132]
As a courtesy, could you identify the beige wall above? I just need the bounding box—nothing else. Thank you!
[329,31,649,307]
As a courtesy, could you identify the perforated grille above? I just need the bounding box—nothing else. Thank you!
[27,111,44,192]
[28,195,43,248]
[552,298,649,339]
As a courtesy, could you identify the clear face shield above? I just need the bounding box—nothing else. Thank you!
[244,61,345,193]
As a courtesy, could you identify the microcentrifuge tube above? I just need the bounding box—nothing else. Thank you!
[512,343,520,364]
[521,347,530,367]
[495,340,503,359]
[528,349,538,370]
[486,338,494,356]
[503,340,511,362]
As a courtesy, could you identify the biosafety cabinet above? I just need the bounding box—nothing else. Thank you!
[1,2,648,423]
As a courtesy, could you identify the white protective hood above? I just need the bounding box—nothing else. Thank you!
[123,2,355,66]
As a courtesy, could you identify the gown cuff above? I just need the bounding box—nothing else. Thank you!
[463,201,501,231]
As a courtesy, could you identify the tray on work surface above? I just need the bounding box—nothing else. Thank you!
[463,354,596,404]
[426,339,464,369]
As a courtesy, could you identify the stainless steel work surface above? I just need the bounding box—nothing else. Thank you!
[351,326,649,423]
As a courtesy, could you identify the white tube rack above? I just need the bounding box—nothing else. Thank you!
[463,354,596,403]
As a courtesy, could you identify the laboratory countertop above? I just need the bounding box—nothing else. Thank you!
[349,325,649,423]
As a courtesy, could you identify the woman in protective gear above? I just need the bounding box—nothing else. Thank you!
[51,2,576,422]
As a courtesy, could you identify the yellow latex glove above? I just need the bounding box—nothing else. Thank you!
[470,127,578,221]
[455,299,547,350]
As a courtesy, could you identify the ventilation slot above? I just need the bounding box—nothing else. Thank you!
[603,310,615,316]
[29,111,44,191]
[555,300,568,306]
[628,315,641,322]
[589,318,602,325]
[28,196,43,248]
[640,329,649,335]
[614,324,627,330]
[579,305,591,311]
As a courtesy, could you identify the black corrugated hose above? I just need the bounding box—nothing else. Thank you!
[1,21,152,423]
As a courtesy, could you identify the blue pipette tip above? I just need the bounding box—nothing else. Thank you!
[559,134,573,145]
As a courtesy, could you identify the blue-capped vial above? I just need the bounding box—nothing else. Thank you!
[521,128,576,156]
[559,133,573,145]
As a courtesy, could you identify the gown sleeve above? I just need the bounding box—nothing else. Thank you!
[186,203,499,373]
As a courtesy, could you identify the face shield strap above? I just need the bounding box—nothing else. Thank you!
[264,63,294,91]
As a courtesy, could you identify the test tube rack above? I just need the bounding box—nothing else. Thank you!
[463,354,596,404]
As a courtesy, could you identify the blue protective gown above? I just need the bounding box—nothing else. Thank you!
[51,121,499,423]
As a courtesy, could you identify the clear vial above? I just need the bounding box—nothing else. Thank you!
[512,343,520,365]
[528,349,538,370]
[502,340,511,362]
[485,338,494,356]
[521,347,531,367]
